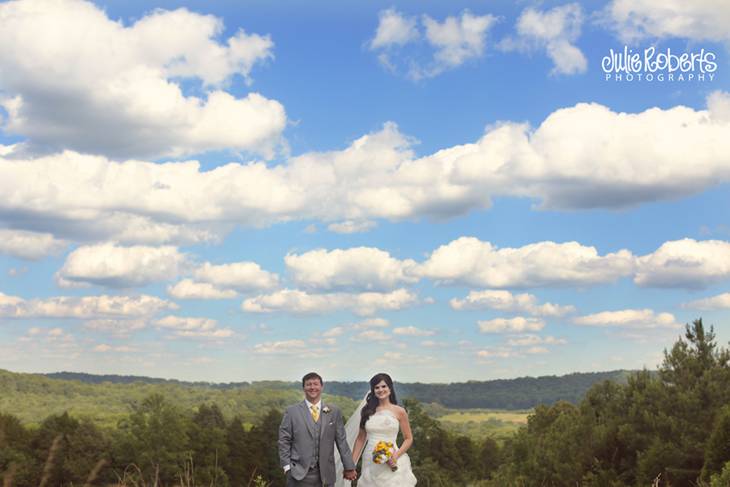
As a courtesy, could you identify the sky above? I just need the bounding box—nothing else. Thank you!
[1,0,729,383]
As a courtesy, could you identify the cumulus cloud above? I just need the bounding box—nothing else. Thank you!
[393,326,436,336]
[683,292,730,310]
[155,315,234,338]
[419,11,497,78]
[167,279,237,300]
[506,334,567,346]
[57,244,186,288]
[0,293,175,319]
[93,344,137,353]
[353,330,390,342]
[285,247,418,291]
[573,309,680,328]
[477,316,545,333]
[194,261,279,292]
[0,229,67,260]
[606,0,730,42]
[420,237,634,288]
[3,94,730,245]
[500,4,586,75]
[635,239,730,289]
[253,340,306,354]
[0,0,284,159]
[352,318,391,329]
[369,9,496,80]
[327,220,377,234]
[370,8,419,49]
[84,319,147,336]
[241,288,418,316]
[450,289,575,316]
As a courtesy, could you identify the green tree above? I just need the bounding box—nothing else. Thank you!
[224,416,255,487]
[190,403,229,486]
[117,393,191,485]
[702,405,730,481]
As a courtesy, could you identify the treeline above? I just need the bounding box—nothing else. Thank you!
[488,319,730,486]
[0,372,358,428]
[40,370,631,410]
[0,394,501,487]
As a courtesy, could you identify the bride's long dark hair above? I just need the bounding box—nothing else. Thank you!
[360,373,398,429]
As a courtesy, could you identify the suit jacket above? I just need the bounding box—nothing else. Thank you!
[278,400,356,484]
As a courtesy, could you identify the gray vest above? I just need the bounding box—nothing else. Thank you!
[307,408,323,468]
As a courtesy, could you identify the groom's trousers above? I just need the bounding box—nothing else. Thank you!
[287,464,326,487]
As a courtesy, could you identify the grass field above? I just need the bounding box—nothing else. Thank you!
[437,409,531,442]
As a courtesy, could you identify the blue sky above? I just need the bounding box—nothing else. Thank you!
[1,0,729,383]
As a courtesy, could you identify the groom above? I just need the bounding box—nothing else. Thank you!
[278,372,357,486]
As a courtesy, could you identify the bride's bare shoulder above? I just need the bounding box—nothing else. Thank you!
[391,404,408,418]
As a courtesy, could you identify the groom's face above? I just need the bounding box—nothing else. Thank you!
[303,377,323,402]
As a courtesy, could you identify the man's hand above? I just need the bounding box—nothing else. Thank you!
[343,469,357,480]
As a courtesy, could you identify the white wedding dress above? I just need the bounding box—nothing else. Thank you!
[357,409,417,486]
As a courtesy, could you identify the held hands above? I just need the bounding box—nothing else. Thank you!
[343,469,358,481]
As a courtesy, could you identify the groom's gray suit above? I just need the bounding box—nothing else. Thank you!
[278,400,356,486]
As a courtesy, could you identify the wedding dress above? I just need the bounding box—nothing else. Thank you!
[357,409,417,486]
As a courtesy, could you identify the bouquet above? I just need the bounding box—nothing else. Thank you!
[372,441,398,471]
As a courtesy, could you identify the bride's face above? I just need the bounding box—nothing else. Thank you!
[373,380,391,400]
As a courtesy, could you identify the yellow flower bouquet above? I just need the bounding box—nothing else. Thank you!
[372,440,398,471]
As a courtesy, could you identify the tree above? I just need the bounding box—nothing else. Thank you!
[190,403,229,486]
[117,393,191,485]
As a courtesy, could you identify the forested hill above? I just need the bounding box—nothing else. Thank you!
[44,369,631,409]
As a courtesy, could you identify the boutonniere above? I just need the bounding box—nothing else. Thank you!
[322,406,331,414]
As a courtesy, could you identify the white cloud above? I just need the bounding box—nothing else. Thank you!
[393,326,436,336]
[418,11,497,78]
[477,316,545,333]
[93,344,137,353]
[507,334,567,346]
[0,229,67,260]
[0,293,175,319]
[476,347,514,359]
[573,309,680,328]
[501,4,586,75]
[3,93,730,245]
[478,316,545,333]
[253,339,307,354]
[525,346,549,354]
[635,239,730,289]
[155,315,234,338]
[606,0,730,42]
[369,9,496,80]
[322,326,346,337]
[352,318,391,329]
[370,8,419,49]
[420,237,634,288]
[194,261,279,292]
[683,292,730,310]
[285,247,418,291]
[241,288,418,316]
[57,243,186,288]
[352,330,390,342]
[450,289,575,316]
[84,319,147,336]
[327,220,377,234]
[167,279,237,300]
[0,0,284,159]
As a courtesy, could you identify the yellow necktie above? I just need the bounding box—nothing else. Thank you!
[311,405,319,422]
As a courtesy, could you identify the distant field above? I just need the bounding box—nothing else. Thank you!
[437,409,531,441]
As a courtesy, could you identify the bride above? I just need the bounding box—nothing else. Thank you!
[336,373,417,486]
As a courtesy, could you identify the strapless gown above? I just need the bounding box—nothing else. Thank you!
[357,410,417,486]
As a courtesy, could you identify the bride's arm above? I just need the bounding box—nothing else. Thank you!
[351,428,367,464]
[393,408,414,460]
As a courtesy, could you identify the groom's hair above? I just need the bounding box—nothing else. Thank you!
[302,372,323,387]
